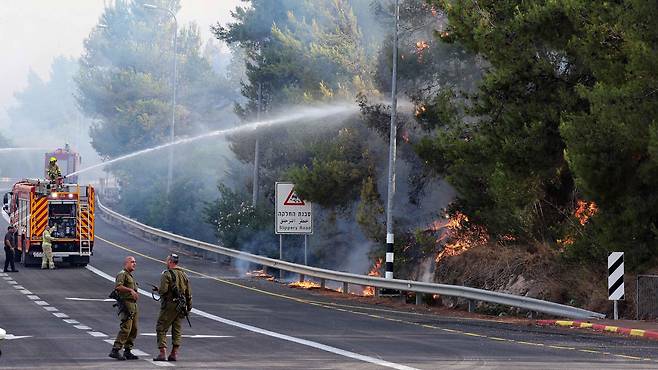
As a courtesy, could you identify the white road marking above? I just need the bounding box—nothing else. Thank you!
[27,295,39,300]
[131,349,150,356]
[87,264,419,370]
[13,285,24,289]
[2,276,12,280]
[43,306,58,312]
[147,360,175,367]
[74,325,92,330]
[53,312,69,318]
[64,319,80,324]
[0,272,7,276]
[140,333,233,338]
[19,289,32,294]
[35,301,49,306]
[8,280,17,284]
[87,331,108,337]
[66,297,115,302]
[4,334,32,340]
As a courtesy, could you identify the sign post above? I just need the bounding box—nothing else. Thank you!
[275,182,313,279]
[608,252,624,320]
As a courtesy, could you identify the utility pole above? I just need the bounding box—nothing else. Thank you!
[384,0,399,281]
[252,82,262,206]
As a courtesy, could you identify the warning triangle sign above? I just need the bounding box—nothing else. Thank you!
[284,189,305,206]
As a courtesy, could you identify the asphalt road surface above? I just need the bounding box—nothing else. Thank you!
[0,216,657,369]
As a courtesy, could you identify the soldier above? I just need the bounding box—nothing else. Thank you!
[109,256,140,361]
[41,225,56,269]
[152,253,192,361]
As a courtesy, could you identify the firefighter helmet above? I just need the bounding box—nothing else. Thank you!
[49,156,57,163]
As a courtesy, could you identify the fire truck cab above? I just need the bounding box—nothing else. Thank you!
[3,179,94,267]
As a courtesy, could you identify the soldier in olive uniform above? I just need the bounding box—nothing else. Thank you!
[109,256,140,361]
[152,253,192,361]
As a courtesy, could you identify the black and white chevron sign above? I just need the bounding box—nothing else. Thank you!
[608,252,624,300]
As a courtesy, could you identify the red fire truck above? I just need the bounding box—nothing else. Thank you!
[3,179,95,267]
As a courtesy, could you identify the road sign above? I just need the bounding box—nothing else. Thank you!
[608,252,624,301]
[275,182,312,234]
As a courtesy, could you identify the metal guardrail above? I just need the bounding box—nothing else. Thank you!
[96,199,606,319]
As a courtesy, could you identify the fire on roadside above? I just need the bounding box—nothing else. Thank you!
[289,281,321,289]
[575,200,597,225]
[363,257,383,296]
[246,269,274,281]
[429,211,488,265]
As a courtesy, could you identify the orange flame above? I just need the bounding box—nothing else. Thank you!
[289,281,321,289]
[429,212,488,265]
[246,269,274,281]
[363,258,383,296]
[415,105,427,117]
[575,200,598,225]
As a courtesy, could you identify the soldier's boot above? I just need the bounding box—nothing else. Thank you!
[108,348,126,361]
[124,349,139,360]
[153,348,167,361]
[167,346,179,361]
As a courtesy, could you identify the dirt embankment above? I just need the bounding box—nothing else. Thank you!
[432,244,622,317]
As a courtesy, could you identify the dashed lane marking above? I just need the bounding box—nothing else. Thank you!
[74,325,92,330]
[64,319,80,324]
[52,312,69,318]
[43,306,58,312]
[94,235,658,364]
[87,264,418,370]
[87,331,108,337]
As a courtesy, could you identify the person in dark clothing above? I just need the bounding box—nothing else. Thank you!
[4,225,18,272]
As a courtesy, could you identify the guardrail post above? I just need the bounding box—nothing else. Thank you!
[416,293,422,305]
[320,278,326,289]
[468,299,475,313]
[343,282,348,295]
[374,287,379,298]
[300,274,305,282]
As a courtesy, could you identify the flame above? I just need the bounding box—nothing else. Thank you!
[415,40,430,62]
[428,212,488,265]
[575,200,597,225]
[363,258,383,296]
[246,269,274,281]
[289,281,321,289]
[415,105,427,117]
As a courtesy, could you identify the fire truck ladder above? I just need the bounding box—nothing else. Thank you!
[77,186,92,256]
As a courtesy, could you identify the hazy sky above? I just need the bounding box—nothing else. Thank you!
[0,0,242,126]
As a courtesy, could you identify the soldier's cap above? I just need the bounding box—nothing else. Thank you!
[168,253,179,263]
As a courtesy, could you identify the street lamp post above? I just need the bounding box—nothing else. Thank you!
[384,0,400,281]
[143,3,177,196]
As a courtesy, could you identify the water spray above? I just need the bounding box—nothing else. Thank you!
[67,103,358,177]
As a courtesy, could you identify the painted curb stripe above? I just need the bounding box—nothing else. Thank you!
[537,320,658,341]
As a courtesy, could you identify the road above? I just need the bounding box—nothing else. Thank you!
[0,216,657,369]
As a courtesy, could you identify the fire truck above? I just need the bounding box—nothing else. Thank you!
[2,179,95,267]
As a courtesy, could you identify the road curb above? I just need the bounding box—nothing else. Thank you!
[537,319,658,341]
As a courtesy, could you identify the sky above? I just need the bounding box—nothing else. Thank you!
[0,0,241,127]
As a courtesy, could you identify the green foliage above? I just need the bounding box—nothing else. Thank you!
[288,127,373,209]
[76,0,237,237]
[356,176,385,242]
[422,0,658,265]
[203,183,275,255]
